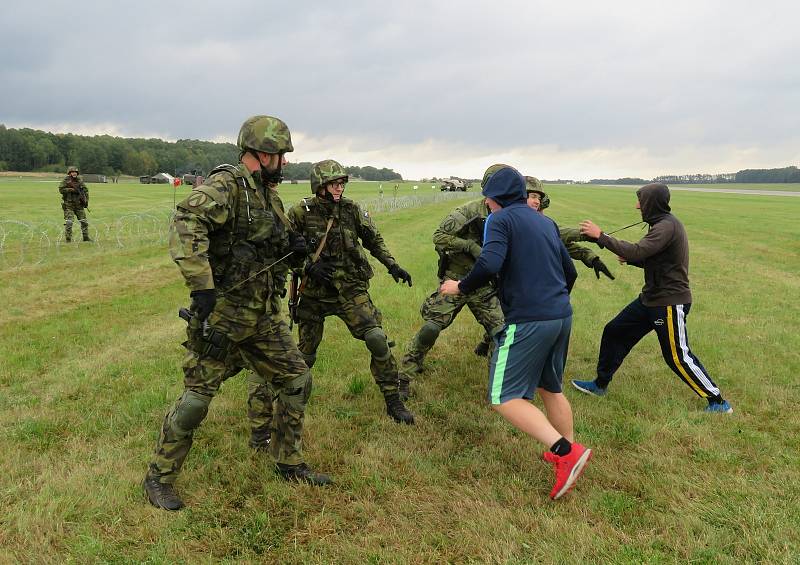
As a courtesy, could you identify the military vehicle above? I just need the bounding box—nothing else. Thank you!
[439,178,471,192]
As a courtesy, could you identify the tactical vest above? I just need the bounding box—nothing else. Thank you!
[205,164,290,299]
[61,177,84,206]
[299,197,374,285]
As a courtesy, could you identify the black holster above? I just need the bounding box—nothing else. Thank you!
[436,251,449,280]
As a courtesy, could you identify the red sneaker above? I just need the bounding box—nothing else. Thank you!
[543,443,592,500]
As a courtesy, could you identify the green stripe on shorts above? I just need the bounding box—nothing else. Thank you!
[491,324,516,404]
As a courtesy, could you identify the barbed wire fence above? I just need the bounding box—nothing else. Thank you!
[0,209,174,271]
[0,190,475,271]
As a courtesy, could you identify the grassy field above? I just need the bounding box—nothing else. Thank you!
[0,178,799,563]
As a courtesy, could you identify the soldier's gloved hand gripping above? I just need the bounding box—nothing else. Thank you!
[591,257,615,280]
[305,261,335,284]
[190,289,217,322]
[288,231,308,255]
[388,264,413,287]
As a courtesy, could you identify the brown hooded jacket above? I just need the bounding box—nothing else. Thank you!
[597,183,692,306]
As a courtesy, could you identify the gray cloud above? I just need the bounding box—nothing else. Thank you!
[2,0,799,178]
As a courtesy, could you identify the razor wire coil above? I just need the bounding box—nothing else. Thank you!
[0,191,474,271]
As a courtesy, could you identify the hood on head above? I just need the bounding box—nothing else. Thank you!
[481,166,527,208]
[636,183,671,223]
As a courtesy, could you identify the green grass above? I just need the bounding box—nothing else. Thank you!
[0,178,799,563]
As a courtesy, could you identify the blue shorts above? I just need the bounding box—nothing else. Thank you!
[487,316,572,405]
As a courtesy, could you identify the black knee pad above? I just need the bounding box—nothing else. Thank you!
[173,390,211,432]
[418,321,441,348]
[364,327,390,361]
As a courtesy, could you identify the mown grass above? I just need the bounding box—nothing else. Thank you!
[0,179,799,563]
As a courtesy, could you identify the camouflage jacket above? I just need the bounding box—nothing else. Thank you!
[432,199,598,279]
[558,225,599,268]
[432,198,490,280]
[58,175,89,207]
[289,196,397,297]
[168,162,300,309]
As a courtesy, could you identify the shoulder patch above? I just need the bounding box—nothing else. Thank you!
[187,192,210,208]
[440,216,458,233]
[363,210,369,218]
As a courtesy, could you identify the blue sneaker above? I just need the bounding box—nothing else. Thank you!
[704,400,733,414]
[571,379,607,397]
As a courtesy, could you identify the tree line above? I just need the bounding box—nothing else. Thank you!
[0,125,402,181]
[282,161,401,182]
[593,167,800,185]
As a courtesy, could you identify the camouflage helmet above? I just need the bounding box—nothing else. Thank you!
[237,115,294,154]
[481,163,511,189]
[310,159,348,194]
[67,166,79,174]
[524,175,550,210]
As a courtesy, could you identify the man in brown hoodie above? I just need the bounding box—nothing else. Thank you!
[572,183,732,413]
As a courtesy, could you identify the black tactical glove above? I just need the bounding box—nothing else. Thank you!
[288,231,307,255]
[388,264,413,287]
[473,340,490,357]
[305,261,335,284]
[190,289,217,322]
[591,257,615,280]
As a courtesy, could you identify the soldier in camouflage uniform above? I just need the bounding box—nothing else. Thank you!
[398,171,504,396]
[286,159,415,425]
[143,116,330,512]
[58,166,91,242]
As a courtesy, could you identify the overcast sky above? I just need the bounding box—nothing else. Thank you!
[2,1,799,180]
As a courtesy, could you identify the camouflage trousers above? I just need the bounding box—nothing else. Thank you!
[400,284,504,380]
[147,301,311,484]
[295,291,400,395]
[62,202,88,240]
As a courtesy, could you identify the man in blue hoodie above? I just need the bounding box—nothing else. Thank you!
[440,165,592,500]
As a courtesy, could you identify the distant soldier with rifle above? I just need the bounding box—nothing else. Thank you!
[143,115,330,512]
[58,166,91,242]
[284,159,416,424]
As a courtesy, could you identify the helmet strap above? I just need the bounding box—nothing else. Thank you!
[245,150,284,186]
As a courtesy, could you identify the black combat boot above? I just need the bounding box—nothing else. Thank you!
[82,234,92,242]
[248,430,271,451]
[143,477,184,511]
[65,235,72,243]
[385,393,415,425]
[276,462,332,486]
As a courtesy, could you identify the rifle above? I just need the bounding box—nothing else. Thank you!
[288,270,300,329]
[78,185,90,210]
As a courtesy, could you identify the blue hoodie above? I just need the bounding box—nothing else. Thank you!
[458,167,576,323]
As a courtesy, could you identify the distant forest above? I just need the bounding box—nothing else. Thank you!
[590,166,800,185]
[0,125,403,181]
